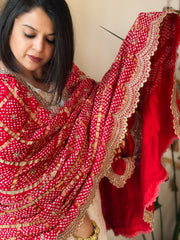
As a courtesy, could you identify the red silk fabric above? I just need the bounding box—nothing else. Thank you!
[100,11,180,237]
[0,11,179,239]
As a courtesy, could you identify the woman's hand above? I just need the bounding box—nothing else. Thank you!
[73,214,94,238]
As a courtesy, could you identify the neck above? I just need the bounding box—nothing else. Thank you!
[0,60,49,91]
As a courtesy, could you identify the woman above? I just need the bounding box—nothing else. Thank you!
[0,0,179,239]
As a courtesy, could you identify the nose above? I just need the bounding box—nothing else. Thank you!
[33,37,44,52]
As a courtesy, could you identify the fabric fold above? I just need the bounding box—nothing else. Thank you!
[0,10,179,239]
[100,10,180,237]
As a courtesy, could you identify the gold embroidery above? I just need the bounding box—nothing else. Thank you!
[0,138,14,152]
[0,11,177,239]
[13,151,20,157]
[143,208,154,229]
[0,122,32,149]
[0,160,61,194]
[171,80,180,137]
[3,81,43,126]
[106,157,135,188]
[0,92,12,108]
[0,155,46,167]
[58,11,180,240]
[11,114,17,120]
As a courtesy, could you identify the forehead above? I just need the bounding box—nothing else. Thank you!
[15,7,54,33]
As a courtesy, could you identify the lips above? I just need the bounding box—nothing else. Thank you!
[28,55,42,63]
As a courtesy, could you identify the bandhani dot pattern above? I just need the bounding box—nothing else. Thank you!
[0,11,179,239]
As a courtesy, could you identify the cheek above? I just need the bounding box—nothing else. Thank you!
[45,46,54,60]
[9,33,17,54]
[10,33,27,57]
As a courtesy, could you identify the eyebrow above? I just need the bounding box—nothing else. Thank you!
[22,24,55,36]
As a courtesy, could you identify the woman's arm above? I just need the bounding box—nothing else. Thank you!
[73,214,99,239]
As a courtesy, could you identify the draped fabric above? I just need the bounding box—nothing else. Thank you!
[0,10,179,239]
[100,10,180,237]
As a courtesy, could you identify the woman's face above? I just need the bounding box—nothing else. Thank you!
[9,7,55,78]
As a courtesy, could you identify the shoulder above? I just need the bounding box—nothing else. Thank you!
[0,70,19,104]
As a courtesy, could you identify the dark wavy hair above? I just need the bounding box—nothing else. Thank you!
[0,0,74,100]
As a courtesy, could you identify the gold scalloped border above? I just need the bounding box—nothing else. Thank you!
[58,11,179,239]
[106,157,135,188]
[0,10,178,239]
[171,80,180,138]
[104,10,171,183]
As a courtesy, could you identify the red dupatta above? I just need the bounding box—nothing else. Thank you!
[100,10,180,237]
[0,10,179,239]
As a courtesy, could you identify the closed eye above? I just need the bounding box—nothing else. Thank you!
[24,33,54,44]
[46,38,55,44]
[24,33,35,38]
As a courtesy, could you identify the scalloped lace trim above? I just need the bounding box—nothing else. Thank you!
[39,11,179,239]
[106,157,135,188]
[104,11,171,188]
[171,79,180,138]
[143,209,154,229]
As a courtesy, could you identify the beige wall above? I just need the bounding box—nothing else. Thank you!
[0,0,6,11]
[66,0,179,81]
